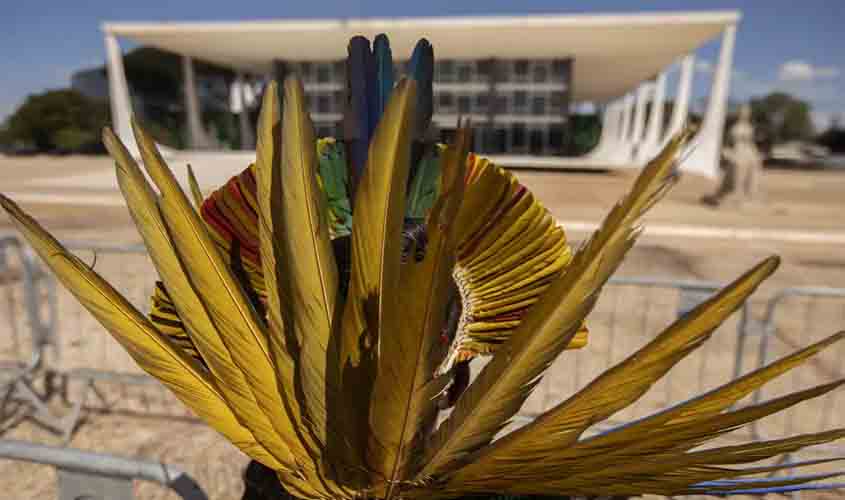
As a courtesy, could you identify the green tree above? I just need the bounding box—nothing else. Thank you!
[817,118,845,153]
[3,89,109,153]
[748,92,815,150]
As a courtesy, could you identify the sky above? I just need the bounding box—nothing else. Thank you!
[2,1,843,129]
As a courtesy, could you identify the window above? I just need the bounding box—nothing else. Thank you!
[551,91,565,108]
[334,91,346,111]
[532,96,546,116]
[299,62,313,81]
[316,64,331,83]
[333,61,346,81]
[514,91,528,108]
[552,60,570,78]
[514,60,529,81]
[477,60,493,79]
[530,128,544,154]
[475,94,489,112]
[317,96,331,113]
[495,96,508,114]
[533,64,548,83]
[458,96,471,114]
[511,124,526,148]
[437,61,455,82]
[457,63,472,82]
[439,93,454,109]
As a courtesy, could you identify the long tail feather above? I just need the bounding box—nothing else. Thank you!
[344,36,373,199]
[252,82,351,498]
[275,77,339,450]
[0,194,281,469]
[467,382,845,496]
[103,128,306,478]
[331,78,417,486]
[373,34,394,128]
[130,119,329,492]
[449,256,779,487]
[368,122,471,497]
[407,39,434,141]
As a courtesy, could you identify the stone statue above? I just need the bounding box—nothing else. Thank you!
[702,104,762,206]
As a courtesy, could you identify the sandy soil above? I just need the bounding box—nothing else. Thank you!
[1,155,844,499]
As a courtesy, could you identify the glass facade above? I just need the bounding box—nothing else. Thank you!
[283,57,572,155]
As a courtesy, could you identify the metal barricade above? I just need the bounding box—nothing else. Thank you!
[0,439,207,500]
[0,236,78,439]
[505,277,756,443]
[13,237,845,494]
[752,286,845,458]
[35,241,759,433]
[54,242,195,421]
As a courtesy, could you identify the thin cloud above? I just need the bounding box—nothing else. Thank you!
[779,60,840,82]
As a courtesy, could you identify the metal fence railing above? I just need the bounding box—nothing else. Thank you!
[0,237,79,439]
[2,236,845,494]
[751,286,845,460]
[53,242,194,420]
[0,439,207,500]
[517,277,757,438]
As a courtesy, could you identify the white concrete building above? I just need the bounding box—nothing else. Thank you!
[102,11,739,182]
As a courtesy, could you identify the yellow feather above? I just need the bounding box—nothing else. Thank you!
[253,80,348,498]
[445,380,844,496]
[368,124,471,497]
[102,129,320,487]
[280,78,338,446]
[129,119,328,493]
[0,193,279,467]
[331,79,416,486]
[450,334,845,495]
[447,256,780,488]
[186,164,204,209]
[419,131,694,480]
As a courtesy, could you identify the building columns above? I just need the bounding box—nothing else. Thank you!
[234,73,256,149]
[681,25,736,178]
[618,94,634,144]
[636,72,667,163]
[630,83,651,148]
[665,54,695,146]
[586,101,621,160]
[182,55,214,150]
[104,33,138,156]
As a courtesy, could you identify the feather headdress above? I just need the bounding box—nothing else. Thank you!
[2,34,843,499]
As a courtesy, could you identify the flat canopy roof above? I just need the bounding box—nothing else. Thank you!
[104,11,740,102]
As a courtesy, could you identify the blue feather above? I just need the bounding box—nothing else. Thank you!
[407,38,434,140]
[344,36,372,200]
[690,473,845,496]
[373,34,394,131]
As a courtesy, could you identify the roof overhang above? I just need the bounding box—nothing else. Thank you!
[103,11,740,102]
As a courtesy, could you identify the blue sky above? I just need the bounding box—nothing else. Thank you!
[2,1,842,129]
